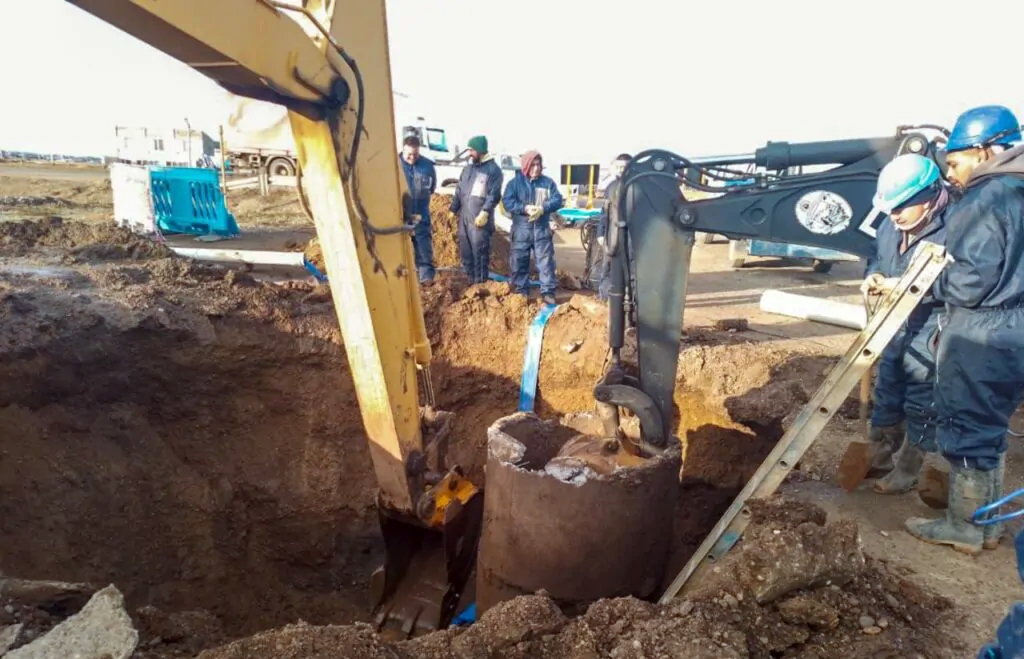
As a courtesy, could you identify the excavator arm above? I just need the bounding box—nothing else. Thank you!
[65,0,480,636]
[598,130,943,448]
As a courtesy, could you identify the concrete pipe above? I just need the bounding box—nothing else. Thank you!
[169,247,307,267]
[476,412,681,616]
[759,289,867,330]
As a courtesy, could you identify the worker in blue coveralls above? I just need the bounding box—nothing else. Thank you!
[901,105,1024,555]
[596,153,633,301]
[860,154,951,497]
[450,135,504,284]
[501,150,564,306]
[399,134,437,283]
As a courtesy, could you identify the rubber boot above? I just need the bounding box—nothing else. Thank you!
[867,422,904,477]
[873,442,924,494]
[983,455,1006,550]
[916,453,950,510]
[904,465,992,555]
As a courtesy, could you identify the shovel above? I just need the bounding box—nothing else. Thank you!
[836,291,882,492]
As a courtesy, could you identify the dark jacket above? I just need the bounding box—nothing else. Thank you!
[501,171,564,224]
[865,204,949,333]
[400,155,436,211]
[935,144,1024,313]
[450,156,503,228]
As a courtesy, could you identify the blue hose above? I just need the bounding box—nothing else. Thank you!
[973,487,1024,526]
[517,302,558,412]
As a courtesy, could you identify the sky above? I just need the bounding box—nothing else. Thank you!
[3,0,1023,167]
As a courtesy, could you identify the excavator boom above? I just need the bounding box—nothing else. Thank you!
[598,131,942,446]
[65,0,480,636]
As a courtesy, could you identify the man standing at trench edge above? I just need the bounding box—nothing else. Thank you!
[399,135,437,284]
[501,150,564,305]
[450,135,503,284]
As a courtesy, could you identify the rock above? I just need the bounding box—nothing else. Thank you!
[451,595,566,659]
[0,623,25,653]
[726,518,865,603]
[721,594,739,608]
[676,600,695,617]
[6,585,137,659]
[863,626,883,636]
[884,594,900,608]
[878,618,890,629]
[777,596,839,629]
[859,615,876,629]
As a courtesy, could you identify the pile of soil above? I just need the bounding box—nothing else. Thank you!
[0,215,172,261]
[0,217,860,657]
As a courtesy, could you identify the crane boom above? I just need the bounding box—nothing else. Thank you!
[66,0,480,635]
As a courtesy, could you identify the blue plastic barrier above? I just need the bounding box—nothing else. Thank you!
[518,302,558,412]
[149,167,240,238]
[556,207,603,226]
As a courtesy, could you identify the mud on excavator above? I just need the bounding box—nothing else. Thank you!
[67,0,952,640]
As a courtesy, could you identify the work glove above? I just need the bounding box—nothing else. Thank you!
[860,272,886,296]
[474,210,488,228]
[877,277,899,294]
[597,236,605,247]
[525,205,543,222]
[411,213,423,224]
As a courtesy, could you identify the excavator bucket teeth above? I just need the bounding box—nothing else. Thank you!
[370,492,483,639]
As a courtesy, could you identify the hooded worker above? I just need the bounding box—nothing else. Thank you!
[449,135,504,284]
[399,135,438,283]
[501,150,564,305]
[859,153,952,500]
[901,104,1024,555]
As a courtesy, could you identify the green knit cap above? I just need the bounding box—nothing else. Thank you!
[467,135,488,153]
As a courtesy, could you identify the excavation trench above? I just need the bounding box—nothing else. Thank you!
[0,220,838,649]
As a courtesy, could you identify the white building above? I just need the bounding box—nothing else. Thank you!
[114,126,217,166]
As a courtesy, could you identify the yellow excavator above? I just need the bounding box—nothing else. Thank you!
[65,0,950,641]
[66,0,483,637]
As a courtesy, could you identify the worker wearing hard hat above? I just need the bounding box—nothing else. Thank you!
[902,105,1024,554]
[860,153,952,501]
[596,153,633,301]
[450,135,504,284]
[399,135,438,283]
[501,150,564,305]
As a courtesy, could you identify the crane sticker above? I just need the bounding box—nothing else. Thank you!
[794,190,854,235]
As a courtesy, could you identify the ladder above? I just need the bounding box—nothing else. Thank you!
[660,240,948,602]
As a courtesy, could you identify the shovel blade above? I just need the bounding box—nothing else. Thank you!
[836,439,878,492]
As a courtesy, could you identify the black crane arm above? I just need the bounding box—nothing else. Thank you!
[595,130,944,450]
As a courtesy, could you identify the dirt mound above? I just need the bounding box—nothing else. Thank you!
[227,187,308,228]
[0,216,172,261]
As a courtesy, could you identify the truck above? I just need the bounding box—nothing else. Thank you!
[221,94,461,178]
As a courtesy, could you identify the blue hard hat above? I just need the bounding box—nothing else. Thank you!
[946,105,1021,153]
[873,154,941,214]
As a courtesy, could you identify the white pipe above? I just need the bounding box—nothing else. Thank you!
[169,246,307,267]
[759,289,866,330]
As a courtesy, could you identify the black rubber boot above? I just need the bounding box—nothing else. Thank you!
[867,422,905,476]
[904,465,991,555]
[983,455,1005,550]
[873,442,924,494]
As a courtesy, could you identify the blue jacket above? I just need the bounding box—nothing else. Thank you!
[501,171,564,224]
[934,146,1024,313]
[865,204,949,333]
[400,155,436,210]
[450,157,503,226]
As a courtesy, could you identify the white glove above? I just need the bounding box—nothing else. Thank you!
[878,277,899,293]
[860,273,885,296]
[597,236,605,247]
[525,205,543,222]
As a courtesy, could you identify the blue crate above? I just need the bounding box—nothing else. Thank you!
[149,167,239,237]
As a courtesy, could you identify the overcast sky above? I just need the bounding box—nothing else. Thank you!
[3,0,1023,166]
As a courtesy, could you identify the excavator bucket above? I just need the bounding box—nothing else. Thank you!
[370,491,484,639]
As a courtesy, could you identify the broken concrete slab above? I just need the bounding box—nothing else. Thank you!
[6,585,137,659]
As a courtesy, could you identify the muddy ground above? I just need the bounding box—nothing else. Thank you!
[0,167,1019,658]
